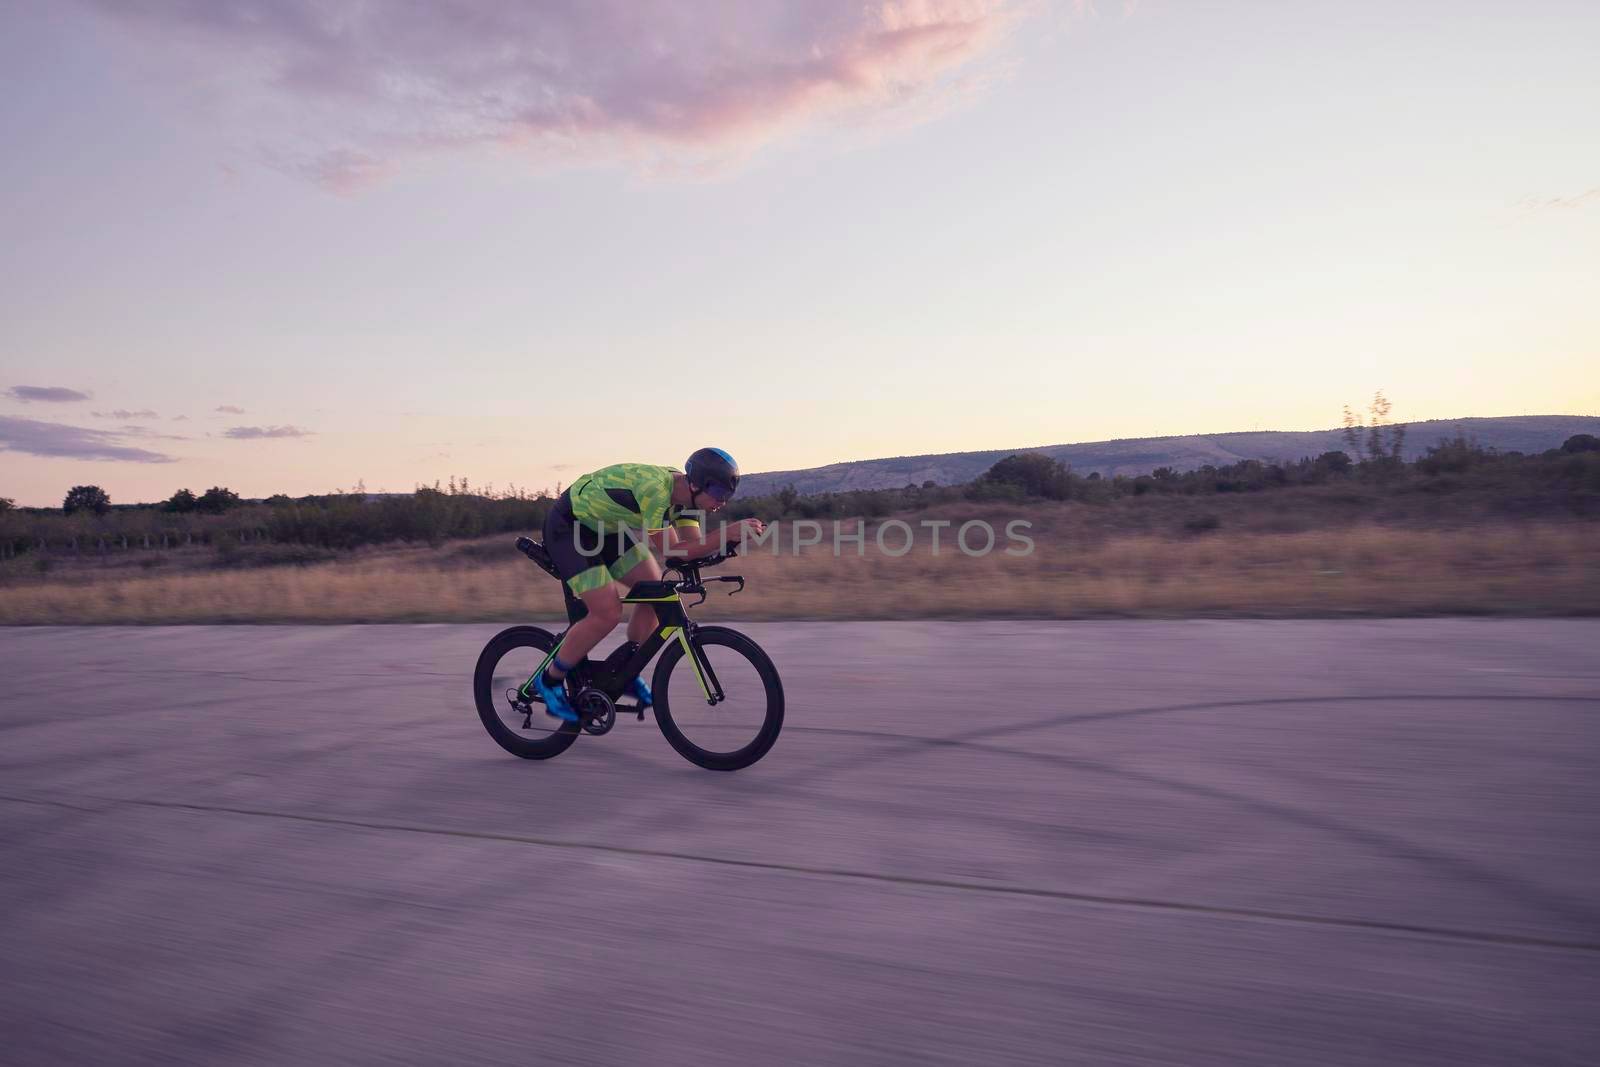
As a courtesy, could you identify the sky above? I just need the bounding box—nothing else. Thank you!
[1,0,1597,507]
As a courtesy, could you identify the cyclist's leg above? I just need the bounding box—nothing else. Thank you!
[614,550,664,646]
[541,510,626,678]
[612,548,663,704]
[552,584,623,672]
[534,582,618,720]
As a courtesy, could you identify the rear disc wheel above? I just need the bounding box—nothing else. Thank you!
[474,627,580,760]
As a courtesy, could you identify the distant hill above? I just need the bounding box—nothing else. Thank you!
[739,416,1600,497]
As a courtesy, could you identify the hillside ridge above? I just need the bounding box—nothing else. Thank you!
[738,415,1600,496]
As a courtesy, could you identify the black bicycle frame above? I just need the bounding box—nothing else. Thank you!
[518,580,725,706]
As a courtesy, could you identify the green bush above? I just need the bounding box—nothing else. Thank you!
[1562,433,1600,454]
[62,485,110,515]
[1417,434,1492,475]
[196,487,242,514]
[980,453,1076,500]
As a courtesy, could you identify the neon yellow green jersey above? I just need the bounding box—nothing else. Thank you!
[567,463,701,533]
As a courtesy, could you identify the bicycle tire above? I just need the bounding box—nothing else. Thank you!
[473,626,581,760]
[652,626,783,771]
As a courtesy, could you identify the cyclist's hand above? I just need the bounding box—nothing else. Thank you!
[729,518,765,544]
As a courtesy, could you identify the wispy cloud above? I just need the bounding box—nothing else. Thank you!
[215,404,247,414]
[0,415,177,462]
[5,385,91,403]
[119,425,191,441]
[171,414,190,421]
[224,425,312,439]
[1518,186,1600,213]
[92,408,160,420]
[81,0,1020,190]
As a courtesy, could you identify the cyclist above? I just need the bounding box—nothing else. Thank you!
[535,447,765,722]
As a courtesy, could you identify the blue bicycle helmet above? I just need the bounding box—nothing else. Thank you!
[685,447,740,502]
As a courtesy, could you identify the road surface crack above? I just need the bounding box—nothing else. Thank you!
[4,791,1595,956]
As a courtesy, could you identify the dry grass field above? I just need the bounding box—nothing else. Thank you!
[1,502,1595,623]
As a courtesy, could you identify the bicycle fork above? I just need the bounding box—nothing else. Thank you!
[661,625,725,705]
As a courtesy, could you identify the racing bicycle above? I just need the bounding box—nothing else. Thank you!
[473,536,784,771]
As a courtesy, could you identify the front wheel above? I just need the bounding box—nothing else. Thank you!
[652,626,784,771]
[474,626,581,760]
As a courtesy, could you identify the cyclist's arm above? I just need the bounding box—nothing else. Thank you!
[655,519,764,558]
[651,524,716,557]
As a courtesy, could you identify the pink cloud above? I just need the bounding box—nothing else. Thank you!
[224,425,313,439]
[81,1,1021,189]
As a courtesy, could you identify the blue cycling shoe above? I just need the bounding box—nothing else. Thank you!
[629,676,653,707]
[533,670,578,722]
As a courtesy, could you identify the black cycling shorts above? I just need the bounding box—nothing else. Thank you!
[542,491,652,596]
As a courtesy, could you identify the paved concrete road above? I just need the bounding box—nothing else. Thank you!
[2,621,1597,1066]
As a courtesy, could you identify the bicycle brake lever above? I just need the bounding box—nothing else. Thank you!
[727,576,745,596]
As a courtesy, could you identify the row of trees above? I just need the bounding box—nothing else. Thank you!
[0,482,557,557]
[5,432,1597,560]
[54,485,245,516]
[40,475,535,517]
[991,431,1598,499]
[719,432,1600,522]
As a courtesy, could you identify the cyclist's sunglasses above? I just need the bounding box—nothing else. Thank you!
[701,481,736,502]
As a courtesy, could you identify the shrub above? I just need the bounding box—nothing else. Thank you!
[1562,434,1600,454]
[196,487,242,514]
[1314,451,1352,476]
[1416,434,1494,475]
[1342,391,1406,466]
[62,485,110,515]
[982,453,1075,499]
